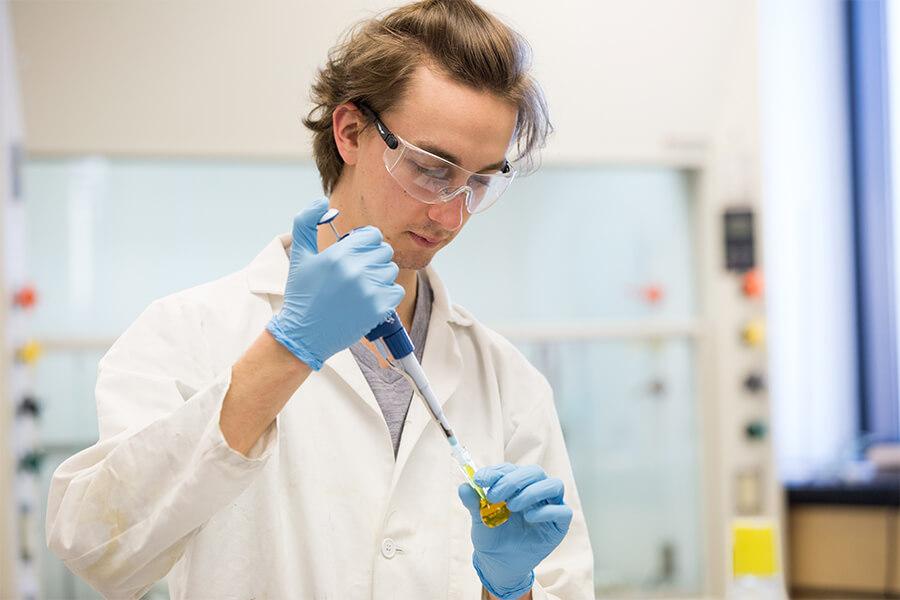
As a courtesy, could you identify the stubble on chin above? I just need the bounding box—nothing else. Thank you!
[392,248,432,271]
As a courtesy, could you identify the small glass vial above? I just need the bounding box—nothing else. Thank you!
[451,444,510,528]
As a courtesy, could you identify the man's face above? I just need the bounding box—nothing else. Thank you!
[344,65,518,270]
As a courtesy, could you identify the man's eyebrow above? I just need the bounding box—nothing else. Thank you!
[414,140,507,173]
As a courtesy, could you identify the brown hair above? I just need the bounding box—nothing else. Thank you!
[303,0,551,194]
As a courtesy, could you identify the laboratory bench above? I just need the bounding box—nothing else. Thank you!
[787,473,900,598]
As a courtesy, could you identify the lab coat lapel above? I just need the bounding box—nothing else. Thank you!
[245,234,384,419]
[322,348,384,419]
[389,267,466,492]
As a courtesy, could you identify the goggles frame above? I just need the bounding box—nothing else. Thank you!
[355,102,516,216]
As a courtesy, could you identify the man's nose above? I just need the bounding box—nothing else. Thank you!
[428,189,467,231]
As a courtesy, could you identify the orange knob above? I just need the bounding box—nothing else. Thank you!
[13,286,37,309]
[742,269,764,298]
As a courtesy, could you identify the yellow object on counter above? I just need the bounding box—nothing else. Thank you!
[733,519,778,577]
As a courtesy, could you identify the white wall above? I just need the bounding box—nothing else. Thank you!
[11,0,747,166]
[758,0,858,480]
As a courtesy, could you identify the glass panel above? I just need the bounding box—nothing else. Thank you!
[25,160,695,335]
[33,351,102,448]
[433,166,696,322]
[24,158,701,597]
[520,339,702,597]
[433,165,703,595]
[24,158,323,337]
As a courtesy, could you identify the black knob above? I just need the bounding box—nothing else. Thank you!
[744,373,765,393]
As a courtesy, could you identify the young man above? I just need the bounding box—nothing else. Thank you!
[46,1,594,598]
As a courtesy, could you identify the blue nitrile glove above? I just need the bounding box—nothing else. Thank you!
[266,198,404,370]
[458,463,573,600]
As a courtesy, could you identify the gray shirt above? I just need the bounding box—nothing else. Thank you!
[349,272,432,456]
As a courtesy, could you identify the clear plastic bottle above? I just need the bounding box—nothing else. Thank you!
[727,518,787,600]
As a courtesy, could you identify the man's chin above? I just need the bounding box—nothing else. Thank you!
[394,249,436,271]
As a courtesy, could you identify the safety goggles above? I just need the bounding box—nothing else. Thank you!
[357,103,517,219]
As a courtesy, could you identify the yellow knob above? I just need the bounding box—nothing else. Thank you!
[16,340,43,365]
[741,319,766,347]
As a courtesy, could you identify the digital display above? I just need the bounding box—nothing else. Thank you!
[724,209,755,272]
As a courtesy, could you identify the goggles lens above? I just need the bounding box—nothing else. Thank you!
[382,136,516,215]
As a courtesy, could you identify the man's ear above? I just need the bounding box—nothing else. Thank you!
[332,103,366,166]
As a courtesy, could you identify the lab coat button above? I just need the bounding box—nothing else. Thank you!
[381,538,396,558]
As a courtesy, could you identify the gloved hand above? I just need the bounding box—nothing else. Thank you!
[267,198,404,370]
[458,464,573,600]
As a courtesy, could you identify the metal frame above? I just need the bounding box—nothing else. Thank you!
[846,0,899,440]
[1,1,18,595]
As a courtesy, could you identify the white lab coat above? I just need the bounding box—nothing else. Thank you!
[46,234,595,600]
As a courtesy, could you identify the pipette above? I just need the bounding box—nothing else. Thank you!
[318,208,510,528]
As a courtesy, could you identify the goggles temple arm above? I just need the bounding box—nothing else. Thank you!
[355,101,399,150]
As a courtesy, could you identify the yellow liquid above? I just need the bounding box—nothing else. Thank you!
[479,498,511,528]
[463,464,510,528]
